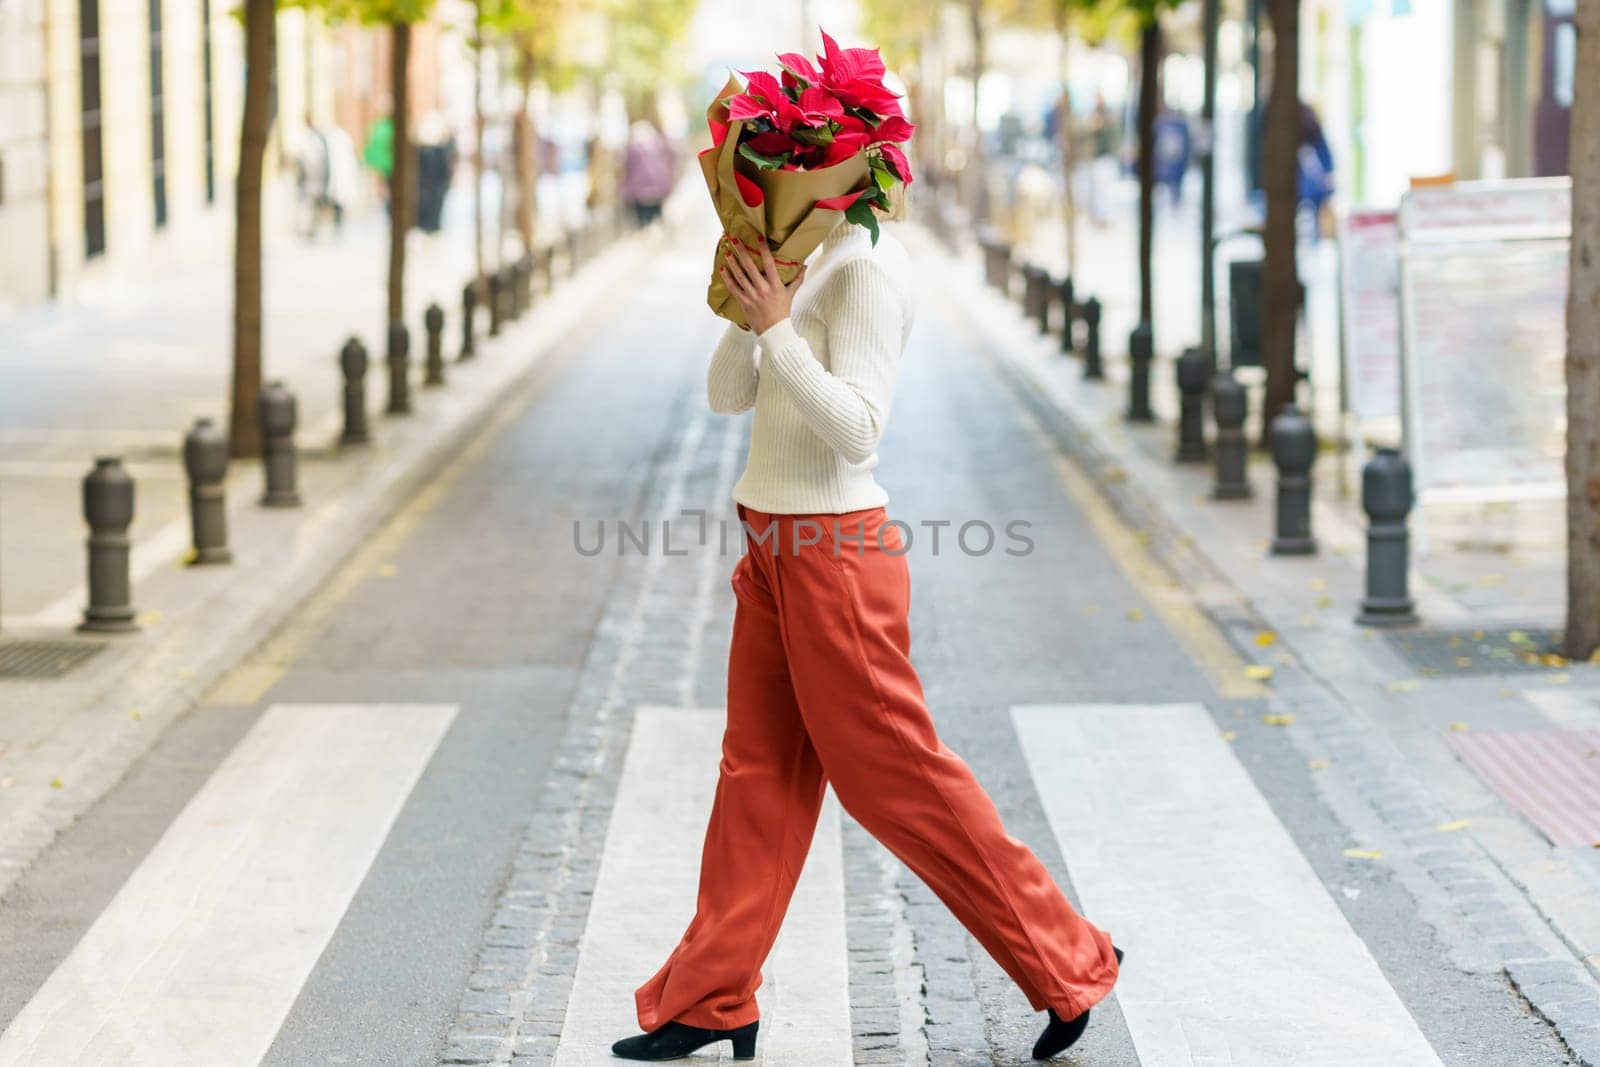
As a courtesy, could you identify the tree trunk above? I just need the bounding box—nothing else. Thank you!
[514,48,537,255]
[473,0,486,284]
[1564,0,1600,660]
[387,21,412,327]
[968,0,989,224]
[228,0,275,458]
[1260,0,1301,442]
[1136,22,1158,328]
[1057,7,1078,277]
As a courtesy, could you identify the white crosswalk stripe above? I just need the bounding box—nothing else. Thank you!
[1013,702,1442,1067]
[554,706,851,1066]
[0,703,456,1067]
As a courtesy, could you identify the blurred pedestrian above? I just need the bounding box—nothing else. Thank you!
[1298,101,1336,241]
[295,118,332,240]
[1087,94,1120,226]
[363,101,395,212]
[416,112,457,235]
[322,121,359,234]
[622,119,677,228]
[1153,107,1192,206]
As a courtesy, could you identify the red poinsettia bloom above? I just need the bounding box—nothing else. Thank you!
[722,28,915,185]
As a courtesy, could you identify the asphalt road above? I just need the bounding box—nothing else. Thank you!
[0,219,1575,1066]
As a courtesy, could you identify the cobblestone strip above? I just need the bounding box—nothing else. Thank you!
[895,861,994,1067]
[439,383,729,1066]
[844,819,930,1067]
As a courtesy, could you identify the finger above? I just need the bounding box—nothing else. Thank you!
[726,246,761,294]
[784,264,807,294]
[730,242,765,293]
[719,263,751,304]
[757,238,781,285]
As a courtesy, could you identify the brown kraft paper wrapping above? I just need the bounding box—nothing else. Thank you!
[700,74,871,329]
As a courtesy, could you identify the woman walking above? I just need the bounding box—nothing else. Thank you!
[610,129,1121,1067]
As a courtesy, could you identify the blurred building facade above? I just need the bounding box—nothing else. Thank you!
[0,1,453,313]
[1299,0,1573,208]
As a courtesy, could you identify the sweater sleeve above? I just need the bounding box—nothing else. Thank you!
[707,320,759,414]
[756,259,905,464]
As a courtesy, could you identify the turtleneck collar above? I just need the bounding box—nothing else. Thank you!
[820,219,859,252]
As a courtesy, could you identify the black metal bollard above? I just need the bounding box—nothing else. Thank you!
[1270,405,1318,555]
[460,280,478,360]
[1033,270,1052,334]
[540,246,555,293]
[1211,369,1253,500]
[487,270,505,337]
[1127,322,1155,423]
[424,302,446,387]
[339,337,370,446]
[520,253,537,309]
[183,418,232,564]
[1358,447,1420,626]
[386,321,412,415]
[1058,276,1077,354]
[502,264,521,321]
[1081,298,1104,380]
[1174,346,1210,462]
[79,456,138,633]
[259,380,302,507]
[1019,264,1040,318]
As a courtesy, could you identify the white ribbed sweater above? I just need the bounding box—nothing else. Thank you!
[707,220,915,514]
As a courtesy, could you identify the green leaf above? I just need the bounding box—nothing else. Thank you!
[845,197,880,246]
[873,166,894,192]
[791,124,835,147]
[738,143,790,170]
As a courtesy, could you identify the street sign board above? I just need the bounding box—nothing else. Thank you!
[1338,209,1402,424]
[1396,177,1570,501]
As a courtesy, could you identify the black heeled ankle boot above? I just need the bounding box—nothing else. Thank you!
[611,1018,758,1061]
[1030,945,1123,1060]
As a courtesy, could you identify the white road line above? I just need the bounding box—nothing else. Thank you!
[554,706,851,1066]
[1012,703,1442,1067]
[0,703,456,1067]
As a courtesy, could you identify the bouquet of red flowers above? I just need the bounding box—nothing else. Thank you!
[701,30,915,328]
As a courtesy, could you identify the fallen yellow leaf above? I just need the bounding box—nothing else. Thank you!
[1220,730,1238,742]
[1434,819,1471,832]
[128,709,142,721]
[1550,673,1571,685]
[176,667,197,680]
[1449,722,1471,732]
[1308,759,1330,771]
[1308,578,1328,592]
[1343,848,1383,860]
[1261,713,1295,726]
[49,777,63,789]
[1386,680,1420,692]
[1455,657,1473,668]
[1244,664,1274,681]
[1542,653,1568,668]
[1508,630,1532,645]
[1125,608,1144,622]
[1255,631,1278,648]
[1316,596,1334,609]
[136,609,164,626]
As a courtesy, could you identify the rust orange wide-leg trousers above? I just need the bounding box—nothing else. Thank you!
[634,504,1119,1032]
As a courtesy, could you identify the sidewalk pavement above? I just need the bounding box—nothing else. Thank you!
[0,176,580,630]
[0,197,673,903]
[907,220,1600,1061]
